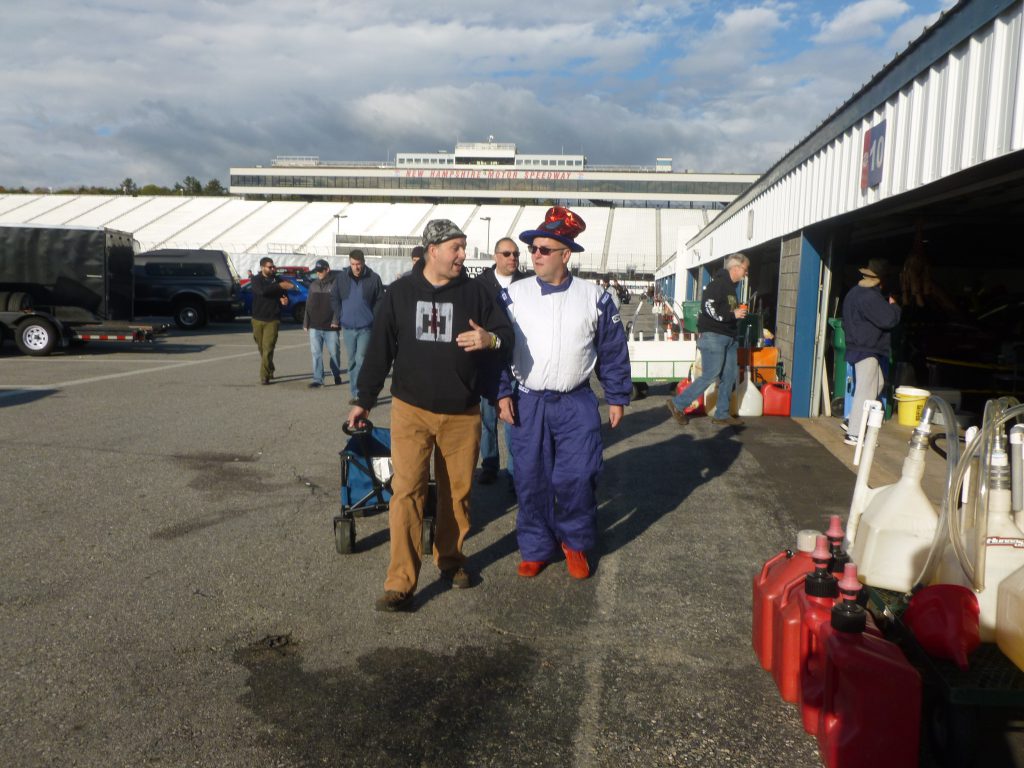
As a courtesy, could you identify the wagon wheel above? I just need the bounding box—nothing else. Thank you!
[334,516,355,555]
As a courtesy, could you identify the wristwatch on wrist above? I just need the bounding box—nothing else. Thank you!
[490,333,501,350]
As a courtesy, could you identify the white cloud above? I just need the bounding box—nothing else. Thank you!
[0,0,958,188]
[813,0,910,44]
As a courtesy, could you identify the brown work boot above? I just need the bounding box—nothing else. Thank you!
[374,590,413,612]
[665,399,689,426]
[711,415,745,427]
[441,566,473,589]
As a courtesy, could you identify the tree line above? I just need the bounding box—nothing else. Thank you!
[0,176,227,197]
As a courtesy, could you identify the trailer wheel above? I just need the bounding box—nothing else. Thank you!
[174,300,207,330]
[7,291,33,311]
[334,517,355,554]
[632,382,649,400]
[15,318,58,356]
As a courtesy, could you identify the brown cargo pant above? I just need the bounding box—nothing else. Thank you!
[384,397,481,594]
[251,319,280,382]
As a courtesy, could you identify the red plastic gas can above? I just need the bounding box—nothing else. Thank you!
[771,536,837,703]
[675,378,705,415]
[818,602,921,768]
[752,530,818,670]
[763,381,792,416]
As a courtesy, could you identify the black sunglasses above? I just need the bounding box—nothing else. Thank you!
[496,250,520,258]
[527,245,568,256]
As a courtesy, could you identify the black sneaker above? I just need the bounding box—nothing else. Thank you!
[374,591,413,612]
[478,467,497,485]
[308,381,322,389]
[441,567,473,589]
[334,375,342,386]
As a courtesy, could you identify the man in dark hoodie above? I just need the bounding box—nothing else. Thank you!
[842,258,900,445]
[337,249,383,405]
[346,220,513,612]
[474,237,528,489]
[666,252,750,427]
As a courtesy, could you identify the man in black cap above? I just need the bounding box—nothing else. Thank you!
[304,259,343,388]
[337,249,383,404]
[842,258,900,445]
[346,219,513,612]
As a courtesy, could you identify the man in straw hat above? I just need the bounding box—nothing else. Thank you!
[496,206,632,580]
[841,257,901,446]
[347,219,513,612]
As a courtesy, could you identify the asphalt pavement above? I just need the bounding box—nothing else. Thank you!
[0,320,1020,767]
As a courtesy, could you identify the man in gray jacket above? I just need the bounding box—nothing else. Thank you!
[304,259,344,389]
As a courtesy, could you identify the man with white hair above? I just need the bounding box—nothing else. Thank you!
[666,252,750,427]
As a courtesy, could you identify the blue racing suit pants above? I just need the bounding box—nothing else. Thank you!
[509,385,603,561]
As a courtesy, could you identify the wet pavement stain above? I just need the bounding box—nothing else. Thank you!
[232,637,583,767]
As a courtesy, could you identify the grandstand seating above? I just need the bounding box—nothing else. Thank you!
[0,193,715,280]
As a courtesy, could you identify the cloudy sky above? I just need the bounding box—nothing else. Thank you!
[1,0,955,189]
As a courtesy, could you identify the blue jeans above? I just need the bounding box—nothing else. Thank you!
[308,329,341,384]
[480,397,514,477]
[671,331,739,419]
[343,327,372,398]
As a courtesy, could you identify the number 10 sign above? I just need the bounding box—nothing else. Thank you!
[861,120,886,190]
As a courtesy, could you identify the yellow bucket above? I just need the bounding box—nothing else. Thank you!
[894,386,930,426]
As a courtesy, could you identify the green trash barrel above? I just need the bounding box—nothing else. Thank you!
[827,318,845,402]
[682,301,700,333]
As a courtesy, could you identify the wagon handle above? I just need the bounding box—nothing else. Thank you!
[342,418,374,436]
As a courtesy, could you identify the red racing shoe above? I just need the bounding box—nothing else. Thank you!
[561,543,590,580]
[517,560,547,578]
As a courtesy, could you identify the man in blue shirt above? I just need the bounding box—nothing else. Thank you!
[337,249,383,404]
[842,258,900,445]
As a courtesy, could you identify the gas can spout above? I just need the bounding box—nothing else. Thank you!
[845,400,884,550]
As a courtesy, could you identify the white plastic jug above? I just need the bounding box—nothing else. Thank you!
[934,450,1024,640]
[736,367,763,418]
[996,562,1024,672]
[851,430,938,593]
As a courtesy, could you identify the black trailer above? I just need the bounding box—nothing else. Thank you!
[0,224,167,355]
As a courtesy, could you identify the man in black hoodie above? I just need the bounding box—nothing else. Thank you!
[346,219,513,612]
[666,252,750,427]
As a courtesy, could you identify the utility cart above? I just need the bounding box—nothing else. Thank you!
[333,420,435,555]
